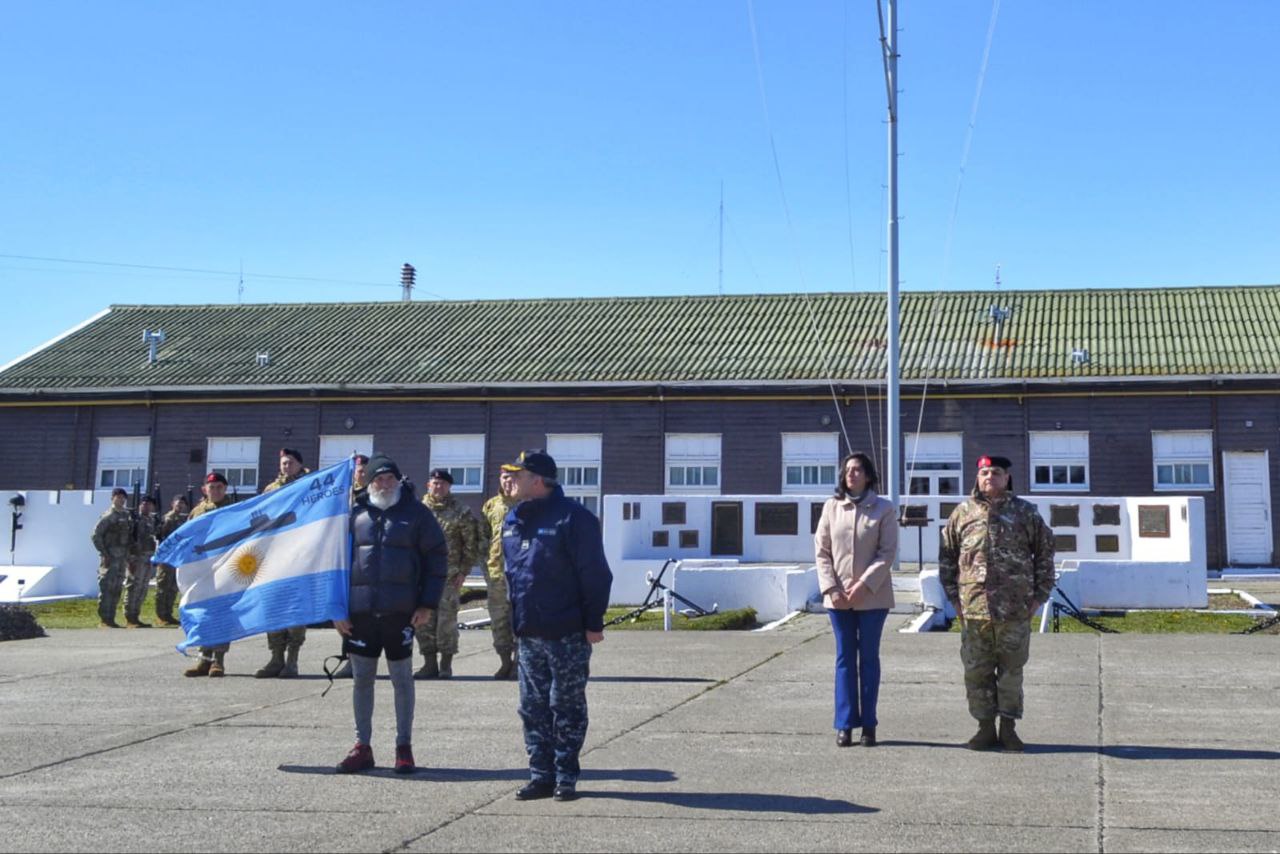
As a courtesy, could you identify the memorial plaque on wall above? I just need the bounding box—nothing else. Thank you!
[1049,504,1080,528]
[810,503,825,534]
[754,502,798,536]
[1093,504,1122,526]
[662,502,686,525]
[1137,505,1170,538]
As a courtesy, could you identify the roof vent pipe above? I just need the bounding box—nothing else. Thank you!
[1071,348,1090,365]
[256,351,271,367]
[142,329,166,365]
[400,263,415,302]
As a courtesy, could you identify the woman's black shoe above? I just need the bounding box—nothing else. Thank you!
[836,729,853,747]
[860,727,877,747]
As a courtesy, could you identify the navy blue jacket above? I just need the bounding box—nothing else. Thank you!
[502,485,613,640]
[349,484,448,616]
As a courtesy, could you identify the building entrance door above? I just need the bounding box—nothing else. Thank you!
[1224,451,1273,565]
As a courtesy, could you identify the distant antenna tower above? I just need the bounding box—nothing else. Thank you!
[718,182,724,297]
[400,263,416,302]
[238,260,244,305]
[994,263,1002,290]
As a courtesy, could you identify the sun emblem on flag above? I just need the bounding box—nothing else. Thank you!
[225,544,263,586]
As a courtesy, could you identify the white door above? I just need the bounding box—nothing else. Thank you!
[1223,451,1273,565]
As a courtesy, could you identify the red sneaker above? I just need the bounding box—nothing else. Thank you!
[337,743,374,774]
[394,744,415,775]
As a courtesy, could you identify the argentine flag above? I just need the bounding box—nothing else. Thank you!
[155,459,354,653]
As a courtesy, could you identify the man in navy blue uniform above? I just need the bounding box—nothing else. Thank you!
[501,450,613,802]
[335,454,449,775]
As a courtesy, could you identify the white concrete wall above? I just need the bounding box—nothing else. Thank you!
[0,490,115,601]
[671,562,816,623]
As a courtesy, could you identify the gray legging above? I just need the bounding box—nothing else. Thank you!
[350,654,416,747]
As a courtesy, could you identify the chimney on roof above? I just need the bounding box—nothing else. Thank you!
[400,263,415,302]
[142,329,166,365]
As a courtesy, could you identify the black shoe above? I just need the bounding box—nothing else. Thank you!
[860,727,877,747]
[515,781,555,801]
[553,784,578,802]
[836,729,853,747]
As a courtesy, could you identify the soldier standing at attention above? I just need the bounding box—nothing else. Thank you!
[255,448,310,679]
[939,454,1056,752]
[502,450,612,803]
[122,495,159,628]
[153,495,190,627]
[91,487,133,629]
[184,473,234,677]
[479,469,519,679]
[415,469,481,680]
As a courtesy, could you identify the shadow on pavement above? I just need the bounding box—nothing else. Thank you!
[879,740,1280,760]
[582,791,877,815]
[588,676,717,684]
[278,765,679,782]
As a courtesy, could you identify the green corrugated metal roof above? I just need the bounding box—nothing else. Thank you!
[3,286,1279,391]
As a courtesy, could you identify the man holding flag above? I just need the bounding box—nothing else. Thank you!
[335,454,448,774]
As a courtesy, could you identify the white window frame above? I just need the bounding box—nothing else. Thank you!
[319,435,374,470]
[781,432,839,494]
[429,434,485,493]
[904,432,964,497]
[207,437,261,494]
[1152,430,1214,491]
[95,437,150,495]
[665,433,721,495]
[547,434,602,516]
[1030,431,1090,492]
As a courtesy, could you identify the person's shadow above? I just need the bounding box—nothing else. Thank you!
[881,740,1280,760]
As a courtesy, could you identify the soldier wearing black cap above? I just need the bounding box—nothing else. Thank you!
[122,494,159,628]
[184,472,234,677]
[414,467,481,679]
[91,487,134,628]
[253,448,312,678]
[939,454,1055,752]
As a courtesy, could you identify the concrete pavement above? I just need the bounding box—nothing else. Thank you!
[0,616,1277,853]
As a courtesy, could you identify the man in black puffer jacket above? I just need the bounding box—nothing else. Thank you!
[334,454,449,775]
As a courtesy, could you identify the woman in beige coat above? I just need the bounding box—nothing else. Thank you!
[814,452,898,747]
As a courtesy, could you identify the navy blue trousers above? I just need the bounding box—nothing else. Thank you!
[829,607,889,730]
[517,634,592,786]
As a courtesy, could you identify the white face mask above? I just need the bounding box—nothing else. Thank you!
[368,482,400,510]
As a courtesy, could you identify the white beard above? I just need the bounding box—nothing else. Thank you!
[368,483,400,510]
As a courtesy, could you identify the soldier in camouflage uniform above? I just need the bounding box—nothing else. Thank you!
[153,495,190,627]
[184,473,234,677]
[501,451,612,802]
[255,448,310,679]
[479,469,519,678]
[91,487,133,629]
[939,454,1056,752]
[122,495,159,628]
[415,468,480,679]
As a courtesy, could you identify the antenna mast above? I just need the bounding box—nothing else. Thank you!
[718,182,725,296]
[400,263,416,302]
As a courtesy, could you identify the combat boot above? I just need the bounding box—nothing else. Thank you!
[438,654,454,679]
[998,716,1025,752]
[99,619,122,629]
[966,719,998,751]
[493,650,514,680]
[184,656,212,677]
[125,617,151,629]
[255,650,286,679]
[280,646,300,678]
[209,651,226,678]
[414,654,438,680]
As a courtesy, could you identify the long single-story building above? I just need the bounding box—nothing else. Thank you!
[1,285,1277,569]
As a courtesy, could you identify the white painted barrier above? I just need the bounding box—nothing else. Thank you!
[0,490,116,603]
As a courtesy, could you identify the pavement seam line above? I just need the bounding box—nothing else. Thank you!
[382,625,828,853]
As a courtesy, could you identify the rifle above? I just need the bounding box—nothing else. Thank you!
[129,481,142,542]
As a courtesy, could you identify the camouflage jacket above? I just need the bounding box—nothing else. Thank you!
[158,510,188,541]
[423,493,481,576]
[480,493,518,572]
[91,507,133,557]
[263,469,308,493]
[188,496,232,521]
[938,488,1056,622]
[131,512,159,557]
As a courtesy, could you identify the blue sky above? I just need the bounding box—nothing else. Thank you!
[2,1,1278,365]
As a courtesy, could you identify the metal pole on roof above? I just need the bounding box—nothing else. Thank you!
[884,0,902,508]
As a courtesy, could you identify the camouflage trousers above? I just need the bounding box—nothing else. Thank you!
[518,633,592,786]
[97,553,128,623]
[960,618,1031,721]
[485,566,515,655]
[266,627,306,653]
[153,563,179,621]
[124,556,154,621]
[416,581,462,656]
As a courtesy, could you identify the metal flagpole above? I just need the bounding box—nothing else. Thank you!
[885,0,902,507]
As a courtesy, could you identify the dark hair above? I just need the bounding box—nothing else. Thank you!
[834,452,879,498]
